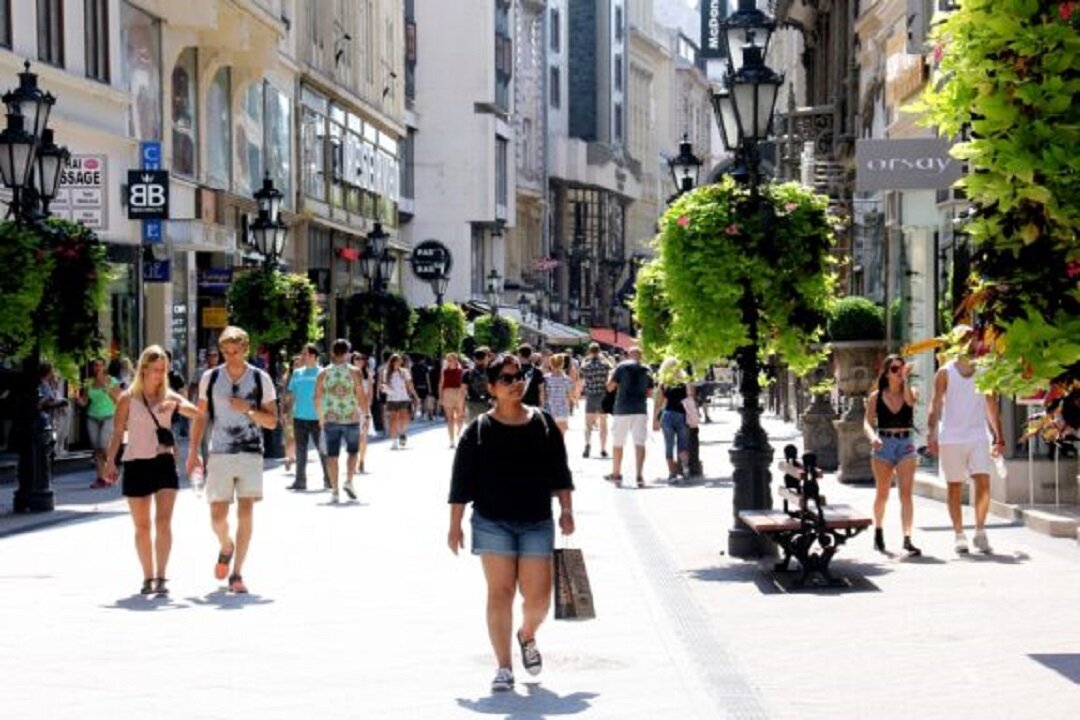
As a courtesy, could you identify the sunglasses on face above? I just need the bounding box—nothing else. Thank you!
[495,371,526,385]
[232,383,241,395]
[888,365,904,374]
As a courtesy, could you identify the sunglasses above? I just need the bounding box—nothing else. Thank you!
[232,383,241,395]
[888,365,904,374]
[495,371,526,385]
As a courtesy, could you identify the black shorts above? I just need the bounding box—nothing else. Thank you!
[122,454,180,498]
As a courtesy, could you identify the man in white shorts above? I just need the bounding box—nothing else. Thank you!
[926,326,1005,555]
[187,326,278,593]
[606,347,654,488]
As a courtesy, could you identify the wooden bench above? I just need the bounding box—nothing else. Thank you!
[738,453,872,587]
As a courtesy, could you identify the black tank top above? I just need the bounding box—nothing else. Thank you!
[876,393,913,429]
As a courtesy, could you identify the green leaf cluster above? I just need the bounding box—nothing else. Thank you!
[409,303,467,357]
[0,218,112,380]
[227,268,323,356]
[472,314,519,353]
[634,178,838,376]
[827,296,886,341]
[344,291,415,352]
[920,0,1080,394]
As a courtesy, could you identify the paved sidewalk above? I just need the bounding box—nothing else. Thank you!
[0,409,1076,719]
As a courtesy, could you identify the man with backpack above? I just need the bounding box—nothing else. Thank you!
[186,326,278,594]
[518,344,546,409]
[463,348,493,423]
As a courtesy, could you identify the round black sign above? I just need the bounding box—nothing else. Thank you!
[410,240,453,281]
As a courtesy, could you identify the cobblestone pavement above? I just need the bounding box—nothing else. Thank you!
[1,409,1076,719]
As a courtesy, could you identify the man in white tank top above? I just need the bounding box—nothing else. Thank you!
[926,326,1006,555]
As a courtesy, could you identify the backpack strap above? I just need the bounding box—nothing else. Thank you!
[253,365,263,407]
[207,368,221,422]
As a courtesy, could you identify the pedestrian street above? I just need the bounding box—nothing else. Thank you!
[1,407,1077,720]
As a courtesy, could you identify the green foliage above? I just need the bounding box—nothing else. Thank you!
[827,296,886,341]
[227,268,323,356]
[919,0,1080,394]
[629,258,672,363]
[344,291,414,352]
[473,314,519,353]
[637,177,838,375]
[0,222,52,361]
[409,303,467,357]
[0,218,112,380]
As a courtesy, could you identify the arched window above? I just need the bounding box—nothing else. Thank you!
[206,67,231,190]
[171,48,197,178]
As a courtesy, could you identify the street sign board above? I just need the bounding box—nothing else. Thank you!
[700,0,727,60]
[142,219,163,243]
[50,154,108,229]
[140,141,162,171]
[410,240,453,281]
[127,170,170,220]
[854,138,962,192]
[144,259,171,283]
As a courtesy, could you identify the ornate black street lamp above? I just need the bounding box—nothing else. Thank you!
[248,172,287,268]
[485,268,503,315]
[667,134,703,199]
[0,62,67,513]
[711,2,785,557]
[430,271,449,306]
[360,221,393,293]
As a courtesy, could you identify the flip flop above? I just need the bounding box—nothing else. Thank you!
[214,546,234,581]
[228,574,248,594]
[603,474,623,484]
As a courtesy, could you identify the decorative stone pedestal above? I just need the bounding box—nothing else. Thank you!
[831,341,884,484]
[802,393,839,471]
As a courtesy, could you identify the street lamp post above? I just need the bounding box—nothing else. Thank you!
[667,134,703,201]
[0,62,66,513]
[485,268,503,315]
[246,172,289,459]
[359,221,394,363]
[712,0,785,558]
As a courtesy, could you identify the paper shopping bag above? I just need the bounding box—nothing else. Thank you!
[553,548,596,621]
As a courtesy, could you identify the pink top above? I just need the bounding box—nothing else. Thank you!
[122,394,175,461]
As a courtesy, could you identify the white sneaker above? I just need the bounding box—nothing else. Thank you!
[491,667,514,692]
[391,439,399,450]
[343,480,357,500]
[954,533,970,555]
[972,530,992,553]
[330,491,340,504]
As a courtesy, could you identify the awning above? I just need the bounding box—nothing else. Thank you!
[496,307,591,345]
[589,327,637,352]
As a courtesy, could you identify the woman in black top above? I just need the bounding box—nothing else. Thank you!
[448,353,575,692]
[653,360,691,483]
[864,354,920,556]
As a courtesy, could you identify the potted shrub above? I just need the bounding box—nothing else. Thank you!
[827,296,886,483]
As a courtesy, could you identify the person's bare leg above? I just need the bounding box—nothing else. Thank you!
[870,458,895,529]
[517,556,553,642]
[152,489,178,579]
[127,497,153,581]
[947,482,965,534]
[972,474,991,530]
[599,415,608,453]
[210,501,233,568]
[895,457,917,537]
[232,499,255,577]
[324,456,339,492]
[634,445,646,480]
[346,452,358,483]
[611,446,624,478]
[481,555,518,669]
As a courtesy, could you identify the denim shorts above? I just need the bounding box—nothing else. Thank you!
[470,511,555,558]
[873,434,917,465]
[322,422,361,456]
[660,410,690,460]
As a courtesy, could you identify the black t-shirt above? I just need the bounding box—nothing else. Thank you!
[662,384,687,414]
[463,367,491,403]
[521,365,546,407]
[449,409,574,522]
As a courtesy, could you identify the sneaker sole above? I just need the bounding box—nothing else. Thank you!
[343,486,357,500]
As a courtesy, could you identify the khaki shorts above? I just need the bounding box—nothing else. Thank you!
[611,414,648,448]
[206,453,264,503]
[939,441,992,483]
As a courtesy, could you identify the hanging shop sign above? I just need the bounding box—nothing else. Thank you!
[854,138,963,192]
[410,240,453,281]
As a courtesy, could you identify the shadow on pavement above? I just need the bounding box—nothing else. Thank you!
[456,684,598,716]
[690,557,890,595]
[1029,654,1080,684]
[956,550,1032,565]
[184,590,275,610]
[102,594,192,612]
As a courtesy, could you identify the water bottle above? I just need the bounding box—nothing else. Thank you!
[190,466,206,497]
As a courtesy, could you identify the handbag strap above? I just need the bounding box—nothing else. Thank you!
[141,393,166,431]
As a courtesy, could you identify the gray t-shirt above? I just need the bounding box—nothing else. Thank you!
[198,364,277,455]
[611,361,653,416]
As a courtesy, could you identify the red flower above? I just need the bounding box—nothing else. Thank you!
[1061,2,1076,21]
[676,215,690,228]
[932,42,944,64]
[724,223,740,236]
[1067,260,1080,278]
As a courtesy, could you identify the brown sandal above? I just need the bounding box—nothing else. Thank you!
[228,574,248,594]
[214,546,234,580]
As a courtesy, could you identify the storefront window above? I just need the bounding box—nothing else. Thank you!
[121,2,162,141]
[236,82,263,197]
[264,82,292,210]
[206,67,231,190]
[301,106,326,201]
[171,47,197,178]
[329,105,346,208]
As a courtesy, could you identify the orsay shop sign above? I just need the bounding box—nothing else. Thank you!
[854,138,962,192]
